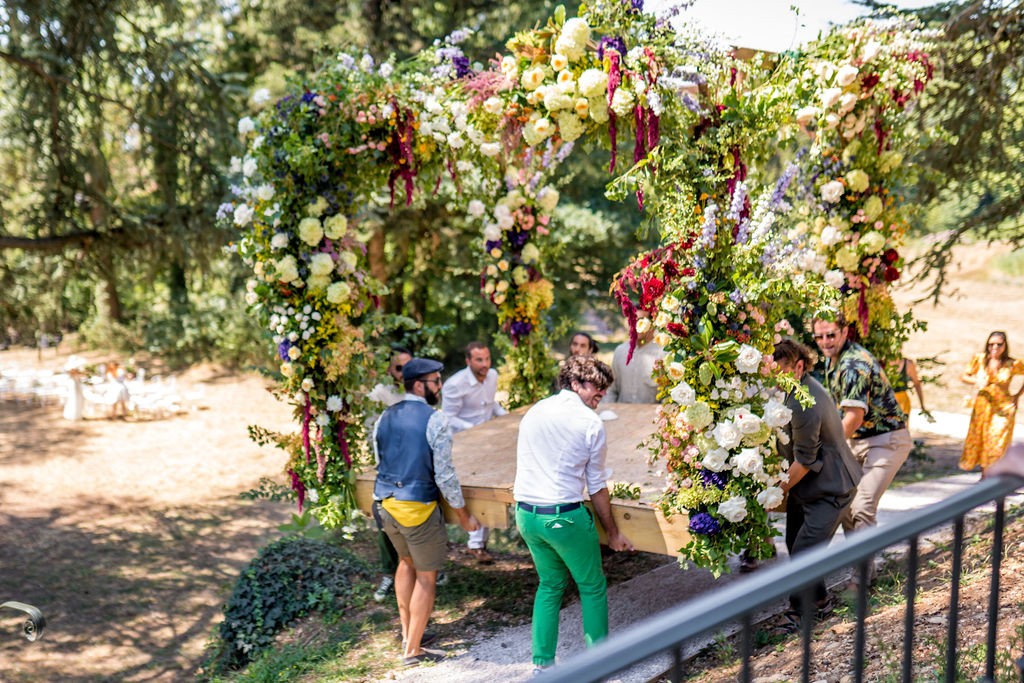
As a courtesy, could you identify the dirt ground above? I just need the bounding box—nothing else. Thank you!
[0,242,1022,682]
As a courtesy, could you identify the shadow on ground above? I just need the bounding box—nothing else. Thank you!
[0,496,290,682]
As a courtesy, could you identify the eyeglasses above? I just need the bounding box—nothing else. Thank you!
[813,332,839,341]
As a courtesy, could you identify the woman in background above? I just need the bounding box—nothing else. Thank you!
[960,331,1024,472]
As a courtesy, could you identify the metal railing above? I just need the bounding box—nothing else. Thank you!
[1,601,45,642]
[538,473,1024,683]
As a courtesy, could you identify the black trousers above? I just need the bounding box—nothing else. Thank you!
[786,491,853,611]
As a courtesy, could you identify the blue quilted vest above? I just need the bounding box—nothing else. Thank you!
[374,400,439,503]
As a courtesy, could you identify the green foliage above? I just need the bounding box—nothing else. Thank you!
[240,477,294,504]
[610,481,641,500]
[205,537,369,674]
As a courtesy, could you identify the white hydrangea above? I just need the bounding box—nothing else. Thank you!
[271,232,289,249]
[578,69,608,98]
[554,18,590,62]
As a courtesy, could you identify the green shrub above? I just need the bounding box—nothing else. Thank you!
[206,536,369,674]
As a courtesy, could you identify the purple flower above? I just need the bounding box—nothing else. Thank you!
[689,511,721,535]
[278,339,293,361]
[485,239,502,252]
[598,36,627,60]
[452,54,472,78]
[509,320,533,338]
[216,202,234,219]
[629,0,644,12]
[699,469,728,490]
[508,230,530,249]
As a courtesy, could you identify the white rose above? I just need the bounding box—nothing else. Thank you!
[233,204,254,227]
[717,496,748,523]
[825,269,846,288]
[733,447,764,475]
[447,132,465,149]
[251,88,270,105]
[468,200,486,218]
[820,180,845,204]
[500,55,518,79]
[578,69,608,98]
[795,106,820,126]
[734,344,763,374]
[836,64,859,87]
[702,448,729,472]
[551,54,569,71]
[287,346,301,360]
[670,380,696,406]
[839,92,859,115]
[483,224,501,242]
[237,116,255,135]
[483,97,503,115]
[734,410,762,435]
[636,317,652,335]
[242,157,258,178]
[256,183,275,201]
[756,486,784,510]
[820,87,843,109]
[861,41,881,62]
[820,224,843,247]
[480,142,501,157]
[712,420,743,450]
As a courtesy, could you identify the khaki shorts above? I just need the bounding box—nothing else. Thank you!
[375,501,448,572]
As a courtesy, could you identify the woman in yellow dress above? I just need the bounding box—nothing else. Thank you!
[960,331,1024,471]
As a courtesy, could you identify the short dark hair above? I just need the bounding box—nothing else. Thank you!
[558,355,613,391]
[773,338,816,368]
[465,341,487,358]
[571,332,599,355]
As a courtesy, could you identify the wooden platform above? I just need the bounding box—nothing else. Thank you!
[356,403,690,556]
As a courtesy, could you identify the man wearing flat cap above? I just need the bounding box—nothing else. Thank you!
[372,357,480,666]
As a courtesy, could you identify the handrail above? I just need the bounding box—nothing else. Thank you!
[1,601,46,642]
[537,473,1024,683]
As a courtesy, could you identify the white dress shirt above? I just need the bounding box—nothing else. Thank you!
[603,340,665,404]
[441,366,507,433]
[513,389,612,505]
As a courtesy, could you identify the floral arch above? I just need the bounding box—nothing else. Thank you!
[228,2,935,575]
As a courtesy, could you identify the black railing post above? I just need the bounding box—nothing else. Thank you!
[740,613,752,683]
[946,516,964,683]
[984,498,1005,682]
[902,535,918,683]
[853,560,869,683]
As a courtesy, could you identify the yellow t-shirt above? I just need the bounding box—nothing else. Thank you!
[382,498,437,527]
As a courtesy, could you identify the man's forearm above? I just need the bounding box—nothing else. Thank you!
[589,487,618,536]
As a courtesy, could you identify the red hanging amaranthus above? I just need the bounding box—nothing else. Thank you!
[387,101,417,208]
[606,50,622,173]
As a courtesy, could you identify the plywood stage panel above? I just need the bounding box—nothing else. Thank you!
[356,402,690,556]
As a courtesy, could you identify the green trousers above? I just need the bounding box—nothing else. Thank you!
[516,504,608,666]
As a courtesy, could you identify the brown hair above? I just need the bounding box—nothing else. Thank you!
[773,338,817,368]
[558,355,614,391]
[464,341,488,358]
[985,331,1011,363]
[570,332,599,355]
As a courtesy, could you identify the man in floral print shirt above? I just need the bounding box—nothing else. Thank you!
[812,313,912,539]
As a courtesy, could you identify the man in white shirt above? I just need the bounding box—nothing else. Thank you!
[441,341,507,563]
[514,355,634,673]
[603,312,665,404]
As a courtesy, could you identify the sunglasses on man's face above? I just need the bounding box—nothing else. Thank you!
[813,332,839,341]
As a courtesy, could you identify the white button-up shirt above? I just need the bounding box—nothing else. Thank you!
[513,389,612,505]
[441,366,507,434]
